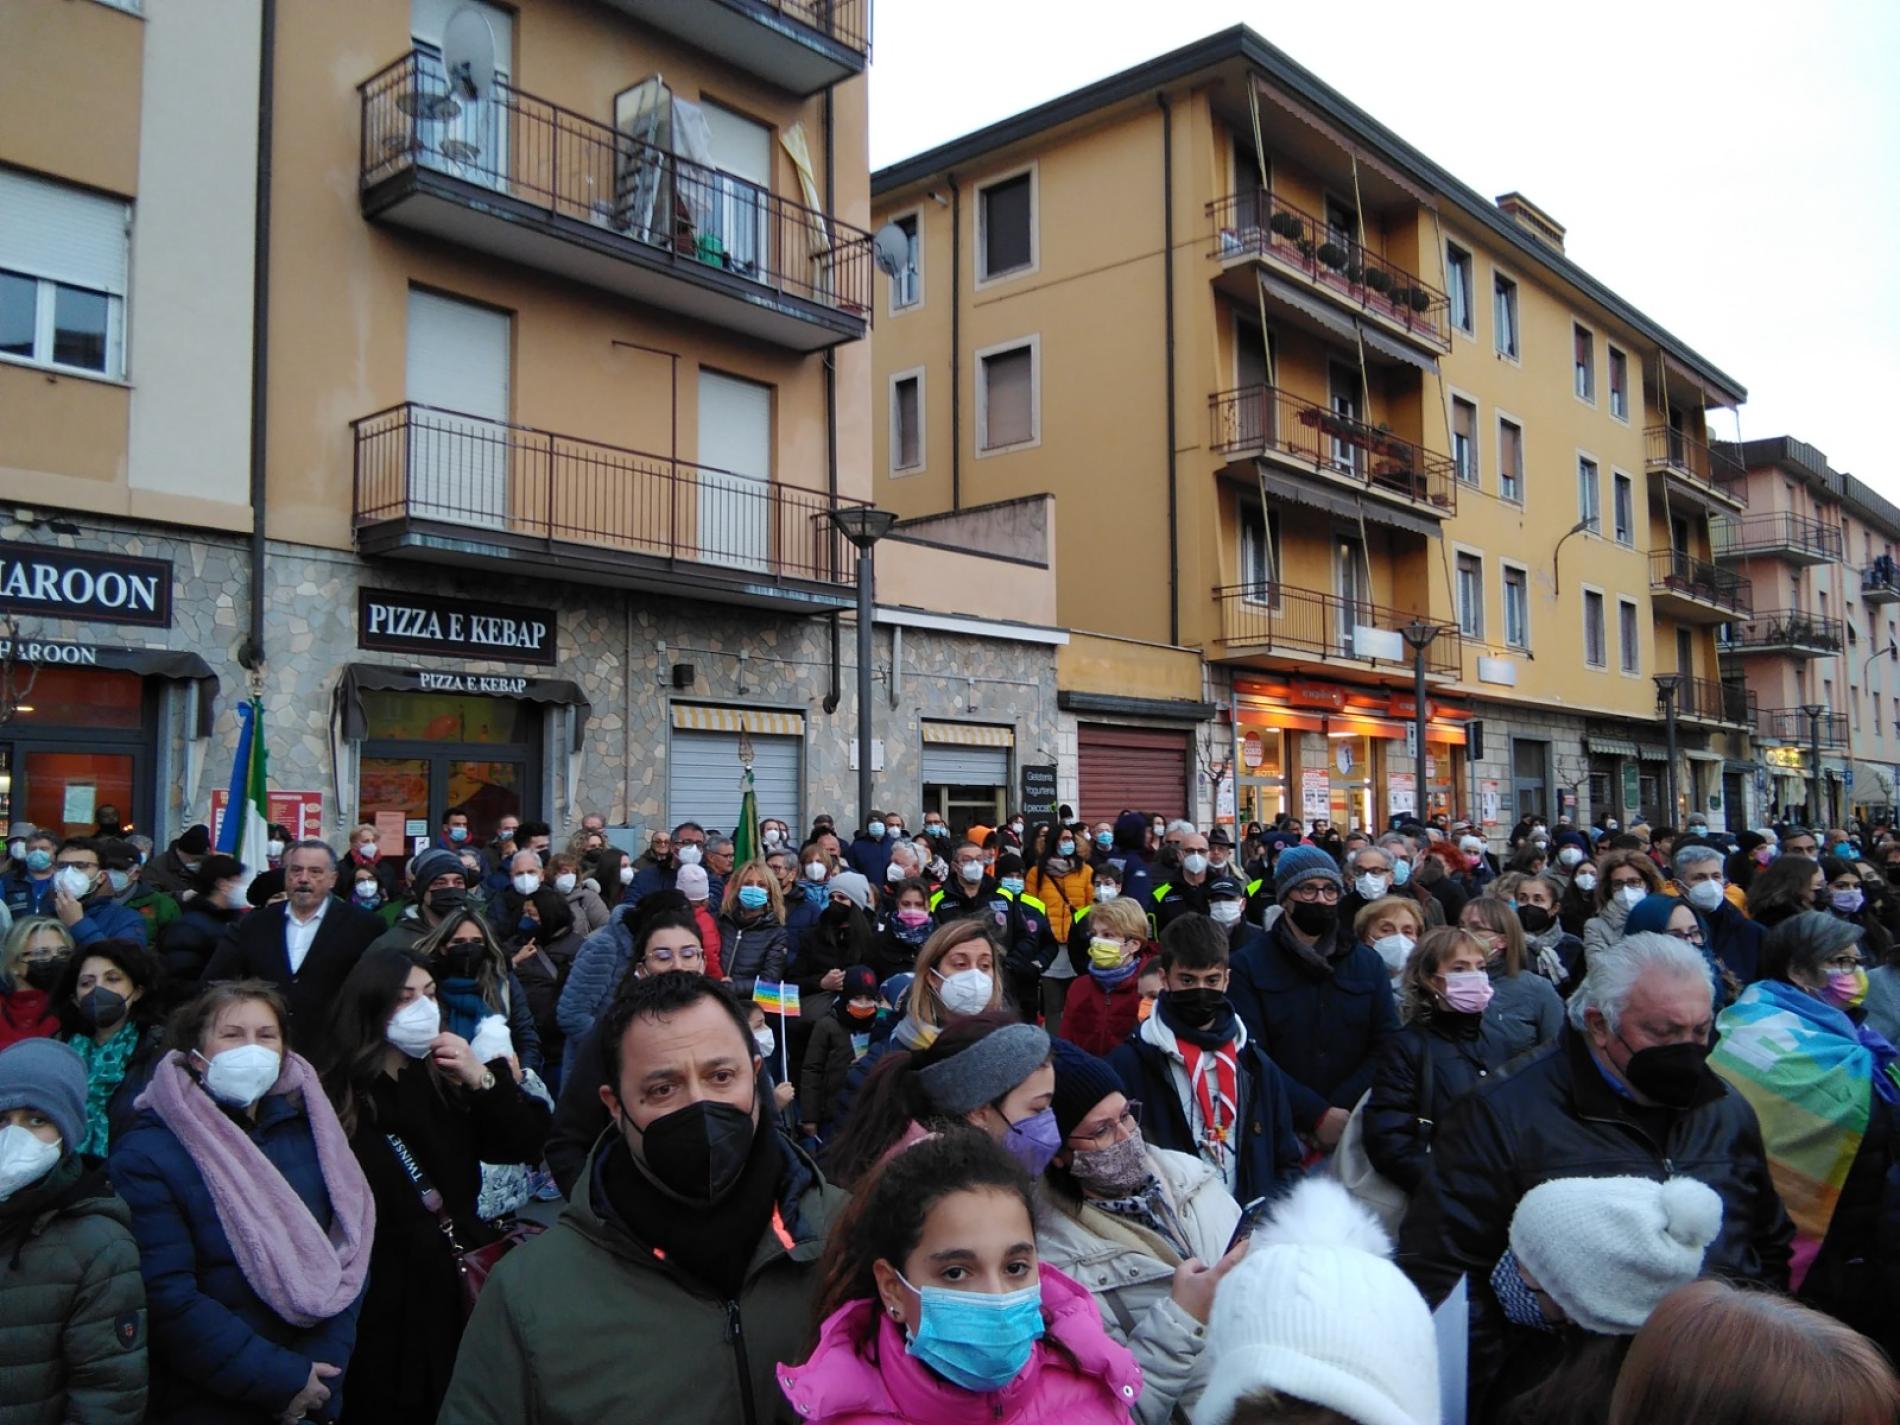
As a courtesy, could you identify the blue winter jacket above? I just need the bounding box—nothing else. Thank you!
[70,894,150,948]
[109,1092,363,1424]
[555,907,639,1076]
[844,832,893,885]
[1,871,54,921]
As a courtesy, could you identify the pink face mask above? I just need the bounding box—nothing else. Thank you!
[1441,970,1495,1014]
[895,908,931,928]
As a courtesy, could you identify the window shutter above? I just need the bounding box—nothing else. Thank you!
[982,175,1032,275]
[0,170,128,294]
[983,348,1033,448]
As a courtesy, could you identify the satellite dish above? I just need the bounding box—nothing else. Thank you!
[872,222,910,279]
[442,6,497,103]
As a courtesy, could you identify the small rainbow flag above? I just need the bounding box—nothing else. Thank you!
[752,979,801,1018]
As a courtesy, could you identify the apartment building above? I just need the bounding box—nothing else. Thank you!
[871,26,1749,835]
[0,0,1066,845]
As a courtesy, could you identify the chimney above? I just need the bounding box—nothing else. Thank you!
[1495,192,1565,253]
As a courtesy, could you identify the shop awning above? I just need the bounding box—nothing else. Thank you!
[94,649,220,738]
[1586,736,1639,758]
[1357,322,1438,374]
[671,705,805,736]
[922,721,1014,747]
[1257,469,1440,539]
[1854,761,1896,799]
[332,664,591,751]
[1636,742,1670,761]
[1257,270,1358,343]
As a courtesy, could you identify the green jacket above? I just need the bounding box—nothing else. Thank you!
[440,1131,844,1425]
[121,888,179,939]
[0,1155,147,1425]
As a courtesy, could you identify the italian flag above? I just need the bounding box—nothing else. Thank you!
[217,697,271,874]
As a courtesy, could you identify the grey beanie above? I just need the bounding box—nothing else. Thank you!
[409,848,464,896]
[918,1023,1052,1116]
[0,1038,88,1149]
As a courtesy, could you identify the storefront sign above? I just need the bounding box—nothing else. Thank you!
[1289,679,1347,712]
[374,811,407,859]
[1388,694,1434,721]
[0,547,172,627]
[1241,731,1265,769]
[1763,746,1805,770]
[1300,768,1330,818]
[358,588,557,666]
[211,788,325,844]
[0,637,102,665]
[1388,772,1417,817]
[1621,761,1641,818]
[416,671,532,696]
[1019,764,1058,818]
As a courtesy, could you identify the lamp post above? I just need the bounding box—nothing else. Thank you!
[828,505,900,838]
[1801,702,1827,828]
[1400,621,1441,824]
[1653,674,1682,826]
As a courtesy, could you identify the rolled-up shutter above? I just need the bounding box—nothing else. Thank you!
[1077,724,1188,823]
[0,169,129,294]
[668,728,801,835]
[921,743,1009,784]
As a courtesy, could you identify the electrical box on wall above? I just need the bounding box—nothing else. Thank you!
[670,663,695,690]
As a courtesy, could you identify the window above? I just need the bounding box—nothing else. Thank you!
[1456,553,1484,638]
[1452,397,1479,485]
[1583,590,1606,667]
[977,340,1037,452]
[1498,417,1524,503]
[1446,243,1475,335]
[1608,345,1628,420]
[978,170,1035,282]
[1573,324,1595,402]
[890,213,921,310]
[1578,456,1601,531]
[0,170,130,378]
[1612,473,1634,545]
[1494,273,1520,359]
[1619,599,1640,674]
[1240,504,1282,606]
[890,370,923,473]
[1503,566,1529,649]
[1854,685,1862,731]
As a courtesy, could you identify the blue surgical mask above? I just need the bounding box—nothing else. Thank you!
[897,1271,1045,1393]
[447,826,468,843]
[999,876,1026,896]
[24,849,52,874]
[1095,831,1113,849]
[738,884,769,910]
[1056,841,1075,857]
[1390,858,1411,886]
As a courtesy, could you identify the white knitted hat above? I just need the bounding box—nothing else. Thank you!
[1191,1179,1440,1425]
[1508,1175,1723,1335]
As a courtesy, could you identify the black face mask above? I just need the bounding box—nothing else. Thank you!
[1288,900,1339,937]
[1619,1036,1715,1110]
[23,959,65,993]
[1517,904,1554,935]
[76,987,128,1031]
[436,945,484,980]
[626,1098,757,1204]
[426,887,467,918]
[1164,986,1227,1026]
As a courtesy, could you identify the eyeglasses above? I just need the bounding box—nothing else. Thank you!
[1607,877,1647,891]
[1666,927,1706,946]
[644,946,704,968]
[1288,883,1341,903]
[1823,953,1866,973]
[1069,1100,1142,1150]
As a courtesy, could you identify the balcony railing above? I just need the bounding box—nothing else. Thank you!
[359,52,873,321]
[1717,609,1845,655]
[1213,582,1460,676]
[1758,707,1849,749]
[1676,677,1754,726]
[1648,550,1752,615]
[1645,426,1749,507]
[352,402,861,588]
[749,0,871,52]
[1210,385,1457,514]
[1711,511,1843,564]
[1209,189,1451,351]
[1864,557,1900,603]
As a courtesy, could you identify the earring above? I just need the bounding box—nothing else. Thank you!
[887,1305,902,1320]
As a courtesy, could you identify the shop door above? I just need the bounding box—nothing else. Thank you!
[921,742,1010,834]
[354,690,539,857]
[697,370,772,570]
[1723,771,1745,829]
[1511,738,1549,822]
[1076,725,1188,824]
[0,667,151,836]
[405,287,512,528]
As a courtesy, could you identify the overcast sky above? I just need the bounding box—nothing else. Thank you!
[868,0,1900,497]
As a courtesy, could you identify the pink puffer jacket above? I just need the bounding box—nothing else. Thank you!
[778,1262,1142,1424]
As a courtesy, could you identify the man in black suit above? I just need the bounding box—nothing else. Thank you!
[203,839,382,1045]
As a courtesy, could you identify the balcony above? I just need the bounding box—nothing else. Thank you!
[1711,512,1842,568]
[1717,608,1845,658]
[1645,426,1749,513]
[1865,559,1900,605]
[1758,707,1849,750]
[1208,190,1450,356]
[1212,582,1461,679]
[1648,550,1752,624]
[594,0,869,97]
[358,53,872,352]
[351,402,860,614]
[1675,677,1754,729]
[1210,385,1456,520]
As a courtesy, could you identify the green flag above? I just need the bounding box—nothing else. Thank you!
[733,765,758,866]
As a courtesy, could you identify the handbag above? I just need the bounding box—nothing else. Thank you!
[385,1132,544,1318]
[1331,1041,1435,1241]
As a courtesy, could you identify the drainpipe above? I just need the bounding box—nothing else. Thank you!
[1158,92,1179,645]
[950,174,962,511]
[822,86,842,714]
[239,0,276,673]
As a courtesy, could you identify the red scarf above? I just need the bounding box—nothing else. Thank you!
[1177,1036,1239,1165]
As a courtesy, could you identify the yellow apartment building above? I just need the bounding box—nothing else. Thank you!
[871,25,1754,837]
[0,0,1066,845]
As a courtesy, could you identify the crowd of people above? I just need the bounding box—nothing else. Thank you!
[5,800,1900,1423]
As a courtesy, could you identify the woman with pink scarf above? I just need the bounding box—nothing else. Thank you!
[109,981,373,1424]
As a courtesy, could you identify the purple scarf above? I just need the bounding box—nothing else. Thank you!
[136,1050,375,1327]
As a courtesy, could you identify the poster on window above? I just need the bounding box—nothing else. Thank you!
[1388,772,1417,818]
[211,789,325,846]
[1216,773,1235,825]
[1301,769,1331,820]
[1479,779,1502,827]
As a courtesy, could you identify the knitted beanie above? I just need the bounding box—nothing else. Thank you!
[828,871,873,912]
[409,847,464,895]
[676,864,710,902]
[0,1038,88,1149]
[1508,1175,1723,1335]
[1192,1178,1439,1425]
[1274,844,1345,902]
[1049,1038,1123,1141]
[917,1023,1050,1117]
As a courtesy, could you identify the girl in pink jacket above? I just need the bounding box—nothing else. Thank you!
[779,1130,1142,1424]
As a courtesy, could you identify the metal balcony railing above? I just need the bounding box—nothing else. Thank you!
[1213,582,1460,675]
[1648,549,1753,615]
[758,0,872,53]
[359,52,873,319]
[1758,707,1849,748]
[1645,426,1750,507]
[1208,189,1451,350]
[352,402,861,586]
[1677,677,1754,726]
[1711,512,1843,562]
[1210,385,1458,514]
[1864,557,1900,602]
[1717,609,1845,654]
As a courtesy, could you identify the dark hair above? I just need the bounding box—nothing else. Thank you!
[1746,855,1820,926]
[1606,833,1645,852]
[190,853,246,898]
[443,808,470,825]
[597,972,754,1101]
[890,876,932,906]
[1487,1334,1632,1425]
[97,837,140,872]
[165,979,290,1059]
[514,819,548,841]
[1159,914,1229,972]
[55,938,163,1036]
[56,836,103,861]
[812,1128,1034,1328]
[413,906,510,1006]
[1226,1392,1357,1425]
[625,908,703,979]
[672,821,705,838]
[319,946,440,1136]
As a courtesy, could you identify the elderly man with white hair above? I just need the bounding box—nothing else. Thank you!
[1671,840,1765,983]
[1399,930,1792,1407]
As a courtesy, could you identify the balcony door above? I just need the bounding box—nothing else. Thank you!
[404,288,511,530]
[1328,363,1361,472]
[697,370,771,570]
[701,102,772,283]
[1666,405,1687,467]
[1234,315,1271,448]
[1335,534,1371,655]
[411,0,512,193]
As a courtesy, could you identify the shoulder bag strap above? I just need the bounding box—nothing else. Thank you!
[1417,1040,1437,1142]
[384,1132,467,1256]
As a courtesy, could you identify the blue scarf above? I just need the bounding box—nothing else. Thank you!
[1088,957,1141,989]
[435,976,492,1044]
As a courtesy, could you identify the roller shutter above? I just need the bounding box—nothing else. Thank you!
[921,743,1009,784]
[1077,724,1188,823]
[669,727,802,835]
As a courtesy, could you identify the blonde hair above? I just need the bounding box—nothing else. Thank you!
[908,921,1003,1024]
[1399,927,1486,1024]
[1595,848,1662,909]
[1460,894,1526,976]
[350,823,378,844]
[1353,894,1423,943]
[1085,897,1148,944]
[1,916,74,988]
[719,858,786,922]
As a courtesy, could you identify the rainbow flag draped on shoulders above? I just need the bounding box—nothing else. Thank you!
[1710,977,1900,1287]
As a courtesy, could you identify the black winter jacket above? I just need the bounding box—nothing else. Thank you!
[718,913,788,998]
[1365,1010,1523,1193]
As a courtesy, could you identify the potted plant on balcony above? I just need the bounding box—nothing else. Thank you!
[1407,287,1432,313]
[1363,267,1393,294]
[1317,240,1349,271]
[1269,210,1303,240]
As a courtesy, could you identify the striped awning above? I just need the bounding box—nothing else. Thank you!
[922,721,1015,747]
[1587,736,1639,758]
[671,704,805,736]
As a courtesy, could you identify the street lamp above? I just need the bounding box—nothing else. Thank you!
[1653,673,1682,826]
[1800,702,1827,828]
[828,505,900,837]
[1400,621,1441,824]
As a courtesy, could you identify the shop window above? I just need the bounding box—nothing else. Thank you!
[359,690,528,743]
[23,751,134,839]
[11,667,143,731]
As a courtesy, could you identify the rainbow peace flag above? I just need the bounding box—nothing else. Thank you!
[752,979,801,1018]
